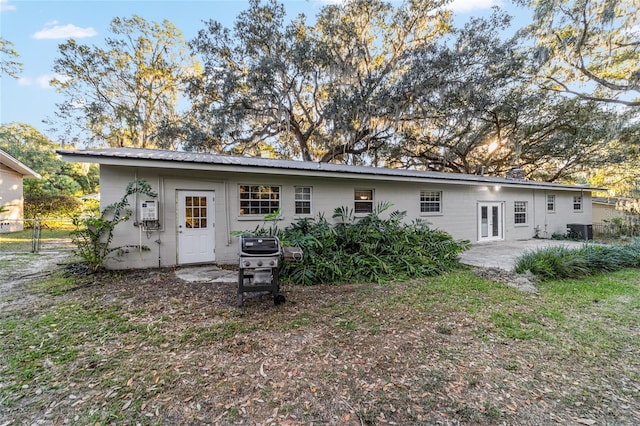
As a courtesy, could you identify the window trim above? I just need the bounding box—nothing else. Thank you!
[514,201,528,225]
[573,195,583,212]
[294,186,313,216]
[420,190,443,215]
[546,194,556,213]
[354,189,374,215]
[238,184,281,217]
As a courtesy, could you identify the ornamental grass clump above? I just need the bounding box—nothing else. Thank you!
[250,202,469,285]
[515,239,640,280]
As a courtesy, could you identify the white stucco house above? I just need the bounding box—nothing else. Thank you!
[58,147,601,269]
[0,149,41,233]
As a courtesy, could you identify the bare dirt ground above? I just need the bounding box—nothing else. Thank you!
[1,253,639,425]
[0,251,73,315]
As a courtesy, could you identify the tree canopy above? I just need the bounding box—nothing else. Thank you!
[0,37,22,78]
[525,0,639,107]
[186,0,451,162]
[0,123,98,197]
[44,0,640,194]
[51,15,197,149]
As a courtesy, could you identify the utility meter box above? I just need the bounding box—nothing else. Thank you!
[140,200,158,221]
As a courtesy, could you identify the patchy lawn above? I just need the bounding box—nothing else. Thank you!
[1,254,639,425]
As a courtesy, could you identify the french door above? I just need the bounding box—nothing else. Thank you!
[478,202,503,242]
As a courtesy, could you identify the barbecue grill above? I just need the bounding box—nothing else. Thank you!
[237,236,284,307]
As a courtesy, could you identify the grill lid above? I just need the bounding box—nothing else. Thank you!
[240,236,281,255]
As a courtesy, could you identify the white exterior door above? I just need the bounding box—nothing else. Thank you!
[177,190,215,264]
[478,202,503,242]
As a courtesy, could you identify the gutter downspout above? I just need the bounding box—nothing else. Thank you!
[225,180,232,246]
[532,188,536,238]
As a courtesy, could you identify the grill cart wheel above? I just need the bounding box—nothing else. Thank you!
[274,294,286,305]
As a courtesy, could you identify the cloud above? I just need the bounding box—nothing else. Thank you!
[0,0,15,12]
[447,0,502,12]
[32,21,97,40]
[17,74,69,89]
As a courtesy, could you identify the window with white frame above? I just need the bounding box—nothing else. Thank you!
[354,189,374,214]
[514,201,527,224]
[239,185,280,216]
[295,186,312,215]
[420,190,442,214]
[547,194,556,212]
[573,195,582,211]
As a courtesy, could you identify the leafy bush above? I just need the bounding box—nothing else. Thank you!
[245,202,469,285]
[25,194,82,220]
[515,240,640,280]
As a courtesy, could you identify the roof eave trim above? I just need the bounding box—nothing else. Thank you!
[0,150,41,179]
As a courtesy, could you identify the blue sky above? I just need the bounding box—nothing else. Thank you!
[1,0,530,140]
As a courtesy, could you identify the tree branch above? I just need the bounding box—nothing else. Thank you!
[544,76,640,107]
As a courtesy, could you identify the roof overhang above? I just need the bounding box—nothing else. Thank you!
[57,148,606,193]
[0,149,41,179]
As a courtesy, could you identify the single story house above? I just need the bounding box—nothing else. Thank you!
[0,149,41,233]
[58,147,601,270]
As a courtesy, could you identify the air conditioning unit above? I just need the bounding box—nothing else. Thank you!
[567,224,593,240]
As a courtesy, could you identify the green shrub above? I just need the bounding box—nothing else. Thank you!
[244,202,469,285]
[24,194,81,220]
[515,240,640,280]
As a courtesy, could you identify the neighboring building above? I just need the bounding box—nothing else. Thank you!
[592,197,640,238]
[592,197,638,223]
[0,149,41,233]
[58,148,601,269]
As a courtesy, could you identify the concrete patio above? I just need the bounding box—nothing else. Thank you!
[174,264,238,284]
[458,239,588,271]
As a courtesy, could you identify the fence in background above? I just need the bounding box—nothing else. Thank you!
[592,222,640,239]
[0,218,74,253]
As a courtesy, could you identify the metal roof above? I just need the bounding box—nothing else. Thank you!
[56,147,604,192]
[0,149,41,179]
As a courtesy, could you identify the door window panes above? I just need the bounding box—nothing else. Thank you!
[185,196,208,228]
